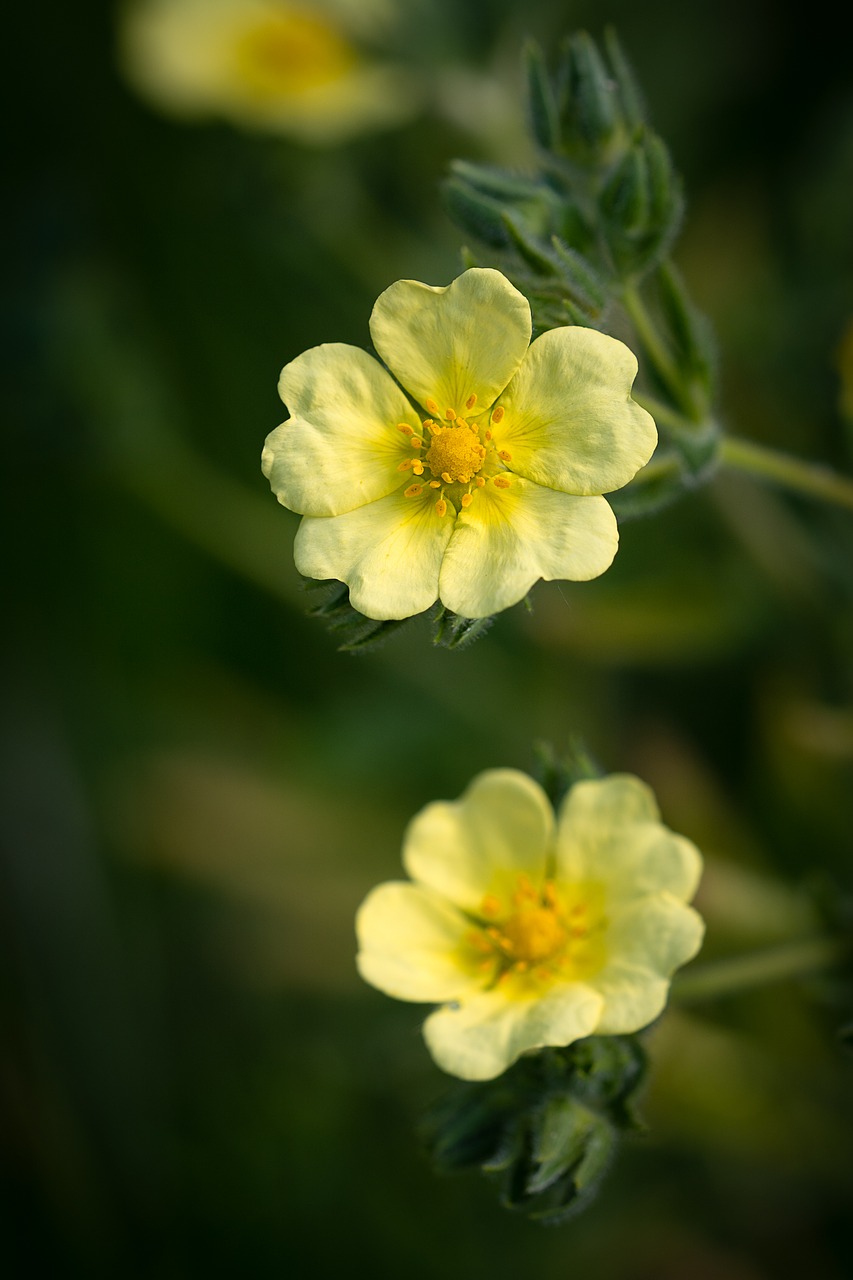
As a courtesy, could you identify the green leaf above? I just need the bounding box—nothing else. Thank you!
[524,39,561,151]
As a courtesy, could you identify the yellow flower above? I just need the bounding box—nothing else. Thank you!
[356,769,704,1081]
[262,268,656,620]
[119,0,419,143]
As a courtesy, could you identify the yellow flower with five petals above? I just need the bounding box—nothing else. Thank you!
[119,0,419,143]
[356,769,704,1081]
[263,268,657,619]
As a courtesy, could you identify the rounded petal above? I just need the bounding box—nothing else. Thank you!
[403,769,554,915]
[263,343,420,517]
[589,961,671,1035]
[369,269,532,418]
[356,881,481,1002]
[606,895,705,979]
[294,488,453,620]
[423,983,603,1081]
[438,480,618,618]
[491,327,657,495]
[556,775,702,903]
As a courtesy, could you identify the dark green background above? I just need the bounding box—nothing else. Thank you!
[5,0,853,1275]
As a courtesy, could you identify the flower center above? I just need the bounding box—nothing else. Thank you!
[424,423,486,485]
[234,11,355,98]
[501,905,568,964]
[469,876,607,985]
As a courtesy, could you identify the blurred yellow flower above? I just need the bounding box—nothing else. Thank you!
[356,769,704,1081]
[119,0,419,142]
[262,268,656,619]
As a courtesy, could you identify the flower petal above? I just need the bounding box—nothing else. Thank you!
[589,960,672,1035]
[356,881,482,1002]
[556,775,702,903]
[605,894,705,978]
[263,343,421,517]
[491,327,657,495]
[294,487,453,620]
[403,769,554,914]
[438,480,618,618]
[369,268,532,417]
[423,983,603,1080]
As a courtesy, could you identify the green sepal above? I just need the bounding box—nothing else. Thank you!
[421,1036,648,1226]
[430,605,496,650]
[603,26,646,131]
[558,31,622,162]
[301,577,414,653]
[550,239,609,311]
[654,262,716,404]
[442,178,513,251]
[524,39,561,152]
[601,130,684,278]
[532,738,603,808]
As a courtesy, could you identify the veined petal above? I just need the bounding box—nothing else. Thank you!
[423,983,603,1081]
[606,895,705,978]
[369,269,532,418]
[555,775,702,903]
[590,960,672,1035]
[263,343,421,517]
[403,769,553,915]
[491,327,657,496]
[438,479,618,618]
[356,881,482,1002]
[294,487,453,620]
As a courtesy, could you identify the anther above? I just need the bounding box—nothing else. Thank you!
[499,450,512,462]
[460,493,473,509]
[445,408,456,421]
[403,483,423,497]
[425,398,440,415]
[491,406,505,424]
[484,430,492,441]
[423,419,440,435]
[475,477,486,488]
[481,895,501,917]
[429,480,441,488]
[441,472,453,485]
[410,437,423,450]
[397,423,414,435]
[435,499,447,517]
[493,475,511,489]
[465,393,478,409]
[412,461,424,475]
[397,459,412,472]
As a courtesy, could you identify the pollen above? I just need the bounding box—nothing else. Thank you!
[404,483,423,497]
[425,423,486,484]
[493,475,511,489]
[397,423,414,435]
[491,406,505,424]
[425,398,440,415]
[465,393,478,410]
[435,499,447,517]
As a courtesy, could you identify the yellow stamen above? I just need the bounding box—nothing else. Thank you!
[484,430,492,441]
[445,407,456,421]
[411,460,424,475]
[491,406,505,424]
[465,393,478,410]
[460,493,473,509]
[499,450,512,462]
[475,477,486,488]
[435,499,447,517]
[425,398,440,415]
[441,472,453,485]
[397,459,412,472]
[403,483,423,497]
[423,419,440,435]
[397,423,413,435]
[429,480,441,489]
[481,895,501,918]
[493,475,511,489]
[410,438,423,450]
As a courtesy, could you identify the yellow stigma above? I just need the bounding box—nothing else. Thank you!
[425,423,485,484]
[234,11,355,100]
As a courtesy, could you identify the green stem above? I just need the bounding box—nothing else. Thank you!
[672,936,848,1004]
[719,436,853,512]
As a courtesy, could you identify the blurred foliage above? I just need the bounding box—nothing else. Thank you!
[4,0,853,1277]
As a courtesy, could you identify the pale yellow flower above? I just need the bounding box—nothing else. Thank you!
[119,0,418,142]
[356,769,704,1081]
[263,268,657,620]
